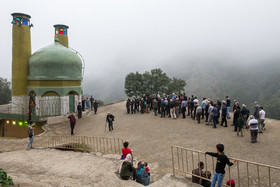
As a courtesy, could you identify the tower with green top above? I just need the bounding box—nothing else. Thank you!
[54,24,69,48]
[11,13,32,113]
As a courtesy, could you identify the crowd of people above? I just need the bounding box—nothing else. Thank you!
[126,93,266,143]
[77,96,99,119]
[119,142,150,186]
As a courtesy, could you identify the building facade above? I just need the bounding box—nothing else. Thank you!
[11,13,83,117]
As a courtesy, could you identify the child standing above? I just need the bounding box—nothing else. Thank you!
[237,113,244,137]
[122,142,132,160]
[206,144,237,187]
[144,162,150,176]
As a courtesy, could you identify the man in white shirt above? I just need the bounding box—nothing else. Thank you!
[247,115,258,143]
[193,97,199,105]
[258,107,266,133]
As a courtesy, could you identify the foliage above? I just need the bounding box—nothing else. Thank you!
[124,68,186,97]
[0,78,11,105]
[98,100,105,106]
[0,168,14,187]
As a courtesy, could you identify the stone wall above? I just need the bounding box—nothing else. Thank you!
[12,96,29,114]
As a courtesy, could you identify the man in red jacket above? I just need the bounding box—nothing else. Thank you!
[68,113,76,136]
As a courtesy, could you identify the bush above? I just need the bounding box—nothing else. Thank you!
[0,168,14,187]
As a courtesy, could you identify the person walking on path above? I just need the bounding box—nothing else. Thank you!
[94,100,99,114]
[106,112,115,132]
[27,122,35,150]
[68,113,76,136]
[206,144,237,187]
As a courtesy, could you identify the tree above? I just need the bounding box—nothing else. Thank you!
[167,77,186,94]
[124,72,137,97]
[124,68,186,97]
[125,72,144,97]
[149,68,171,94]
[0,78,11,105]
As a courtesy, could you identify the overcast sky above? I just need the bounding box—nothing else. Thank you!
[1,0,280,83]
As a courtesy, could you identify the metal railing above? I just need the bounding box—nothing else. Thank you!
[34,136,124,154]
[0,136,124,155]
[171,146,280,187]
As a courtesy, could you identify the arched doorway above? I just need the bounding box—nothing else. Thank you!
[68,91,78,113]
[40,91,61,116]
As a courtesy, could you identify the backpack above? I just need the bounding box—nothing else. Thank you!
[28,127,33,138]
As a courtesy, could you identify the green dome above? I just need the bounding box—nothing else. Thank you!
[28,41,82,80]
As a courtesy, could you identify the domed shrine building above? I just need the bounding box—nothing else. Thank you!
[11,13,83,117]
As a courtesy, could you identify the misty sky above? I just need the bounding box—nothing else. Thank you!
[1,0,280,87]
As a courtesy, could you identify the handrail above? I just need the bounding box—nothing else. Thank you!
[171,145,280,187]
[0,136,124,156]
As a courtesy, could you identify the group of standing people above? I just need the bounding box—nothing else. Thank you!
[68,95,100,136]
[79,96,99,117]
[126,93,266,143]
[119,142,150,186]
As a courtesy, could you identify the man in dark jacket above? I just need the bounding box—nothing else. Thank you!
[157,96,161,114]
[190,99,194,119]
[241,104,250,128]
[106,112,115,131]
[94,100,99,114]
[77,102,82,119]
[161,99,166,118]
[212,104,218,128]
[233,106,241,131]
[205,101,210,122]
[90,96,94,111]
[221,102,228,127]
[131,98,135,114]
[126,98,130,114]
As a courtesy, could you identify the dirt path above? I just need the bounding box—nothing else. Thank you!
[45,101,280,182]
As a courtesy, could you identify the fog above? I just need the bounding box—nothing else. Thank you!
[1,0,280,103]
